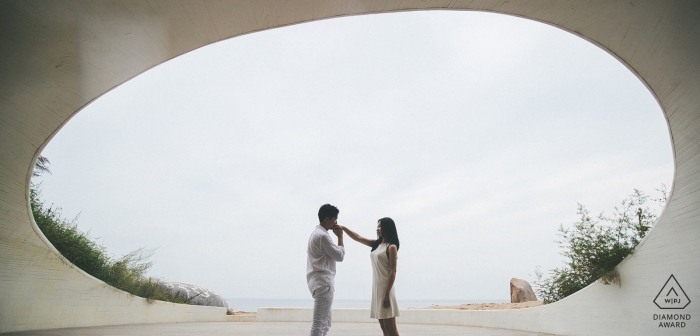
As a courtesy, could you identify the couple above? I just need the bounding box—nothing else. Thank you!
[306,204,401,336]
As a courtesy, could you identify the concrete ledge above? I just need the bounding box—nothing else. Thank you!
[225,314,257,322]
[258,308,373,323]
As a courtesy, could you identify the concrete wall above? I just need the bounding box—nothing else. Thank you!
[1,0,699,334]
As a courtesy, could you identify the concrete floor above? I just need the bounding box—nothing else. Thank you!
[4,322,556,335]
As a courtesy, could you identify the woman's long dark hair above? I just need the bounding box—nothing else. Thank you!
[371,217,400,252]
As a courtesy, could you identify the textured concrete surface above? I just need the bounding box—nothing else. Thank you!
[2,322,556,336]
[1,1,699,335]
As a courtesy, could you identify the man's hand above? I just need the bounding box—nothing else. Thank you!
[332,225,344,237]
[332,225,344,247]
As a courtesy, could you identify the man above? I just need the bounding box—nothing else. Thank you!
[307,204,345,336]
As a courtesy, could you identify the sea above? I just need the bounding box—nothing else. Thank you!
[225,298,509,312]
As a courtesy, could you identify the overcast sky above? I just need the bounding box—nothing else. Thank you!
[35,11,673,302]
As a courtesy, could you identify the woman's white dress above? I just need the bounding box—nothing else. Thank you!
[370,243,399,319]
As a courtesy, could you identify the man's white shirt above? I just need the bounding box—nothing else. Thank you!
[307,225,345,293]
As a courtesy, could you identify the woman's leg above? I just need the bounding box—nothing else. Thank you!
[380,317,399,336]
[378,319,389,336]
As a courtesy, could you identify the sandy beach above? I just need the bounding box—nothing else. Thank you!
[412,301,544,310]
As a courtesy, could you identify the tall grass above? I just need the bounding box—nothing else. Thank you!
[30,184,187,304]
[534,187,667,303]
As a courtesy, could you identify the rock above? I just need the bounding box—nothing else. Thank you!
[510,278,538,303]
[157,280,228,308]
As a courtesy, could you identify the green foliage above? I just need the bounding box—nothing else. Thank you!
[32,156,51,177]
[534,187,667,303]
[30,157,186,304]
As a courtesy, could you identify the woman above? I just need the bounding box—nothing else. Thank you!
[338,218,400,336]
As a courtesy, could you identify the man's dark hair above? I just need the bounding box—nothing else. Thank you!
[318,204,339,222]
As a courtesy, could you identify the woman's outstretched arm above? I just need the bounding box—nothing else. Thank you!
[382,244,398,309]
[336,225,374,247]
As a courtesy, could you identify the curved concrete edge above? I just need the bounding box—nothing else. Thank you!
[2,293,226,334]
[0,230,227,333]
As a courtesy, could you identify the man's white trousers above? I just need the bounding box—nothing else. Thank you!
[309,285,334,336]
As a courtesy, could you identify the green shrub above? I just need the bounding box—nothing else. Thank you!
[534,187,667,303]
[30,174,186,304]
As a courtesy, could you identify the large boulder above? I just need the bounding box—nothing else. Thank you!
[510,278,538,303]
[157,280,228,308]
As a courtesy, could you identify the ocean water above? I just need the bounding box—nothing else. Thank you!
[226,298,508,312]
